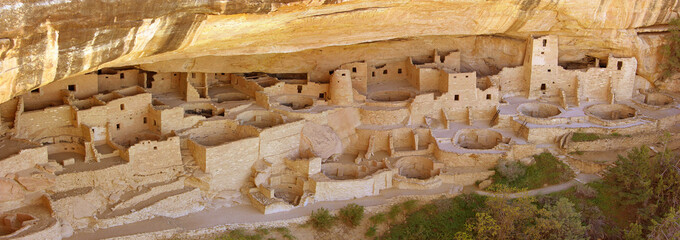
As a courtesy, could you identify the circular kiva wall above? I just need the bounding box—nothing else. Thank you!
[0,213,35,237]
[455,129,503,150]
[643,93,674,106]
[273,184,303,205]
[518,103,561,118]
[585,104,637,121]
[369,90,413,102]
[277,95,314,110]
[394,156,439,180]
[236,110,284,128]
[214,92,250,103]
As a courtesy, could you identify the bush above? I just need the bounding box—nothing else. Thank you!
[402,200,419,213]
[273,227,295,240]
[496,160,526,182]
[369,213,387,225]
[572,132,600,142]
[307,208,335,231]
[387,204,401,220]
[215,229,263,240]
[491,152,574,190]
[575,184,597,199]
[365,226,377,237]
[337,203,364,228]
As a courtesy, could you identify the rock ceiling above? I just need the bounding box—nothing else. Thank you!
[0,0,679,104]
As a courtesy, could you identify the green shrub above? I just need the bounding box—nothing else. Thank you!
[572,132,600,142]
[215,228,263,240]
[365,226,377,237]
[387,204,401,220]
[496,160,526,182]
[491,152,574,190]
[307,208,335,231]
[369,213,387,225]
[337,203,365,227]
[273,227,295,240]
[402,200,418,213]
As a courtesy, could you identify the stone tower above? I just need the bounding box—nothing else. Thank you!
[525,35,559,99]
[329,69,353,105]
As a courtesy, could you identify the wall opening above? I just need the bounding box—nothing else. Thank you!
[297,85,302,93]
[542,39,547,47]
[617,61,623,70]
[454,95,459,101]
[143,117,147,124]
[329,70,334,75]
[31,88,40,94]
[120,104,125,110]
[68,84,76,92]
[120,73,124,79]
[372,72,375,77]
[352,67,357,73]
[319,93,325,99]
[486,94,491,100]
[398,68,402,74]
[383,70,388,75]
[540,83,546,91]
[116,124,120,130]
[191,73,196,78]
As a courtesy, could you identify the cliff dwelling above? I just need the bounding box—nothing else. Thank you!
[2,1,680,239]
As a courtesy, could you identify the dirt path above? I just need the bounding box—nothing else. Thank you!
[68,184,464,240]
[474,173,601,198]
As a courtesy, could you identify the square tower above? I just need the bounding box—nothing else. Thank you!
[525,35,559,99]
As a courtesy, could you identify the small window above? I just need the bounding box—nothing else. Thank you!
[153,120,157,126]
[173,73,177,76]
[120,73,124,79]
[67,84,76,91]
[372,72,375,77]
[319,93,325,99]
[486,94,491,100]
[547,69,551,72]
[454,95,459,101]
[352,67,357,73]
[617,61,623,70]
[153,146,158,150]
[540,83,546,91]
[31,88,40,94]
[542,39,547,47]
[91,129,95,132]
[120,104,125,110]
[398,68,402,74]
[465,75,469,78]
[143,117,147,124]
[297,85,302,93]
[191,73,196,78]
[541,52,544,55]
[221,73,225,75]
[329,70,334,75]
[116,123,121,130]
[453,76,457,79]
[383,70,388,75]
[341,73,346,76]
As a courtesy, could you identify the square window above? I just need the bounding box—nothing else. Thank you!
[297,85,303,93]
[383,70,388,75]
[116,123,120,130]
[319,93,325,99]
[454,95,459,101]
[120,104,125,110]
[120,73,124,79]
[143,117,147,124]
[153,146,158,150]
[372,72,375,77]
[486,94,491,100]
[398,68,402,74]
[352,67,357,73]
[67,84,76,91]
[540,83,546,91]
[547,69,551,72]
[341,73,346,76]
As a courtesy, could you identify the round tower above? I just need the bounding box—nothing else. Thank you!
[329,69,353,105]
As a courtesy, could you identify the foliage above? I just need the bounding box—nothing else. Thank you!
[648,207,680,240]
[369,213,387,225]
[365,226,377,237]
[273,227,295,240]
[387,204,401,221]
[402,199,419,213]
[215,229,264,240]
[527,198,589,239]
[574,184,597,199]
[337,203,364,228]
[491,152,573,190]
[307,208,335,231]
[495,160,526,182]
[606,147,654,206]
[381,194,486,239]
[662,18,680,78]
[622,223,644,240]
[572,132,600,142]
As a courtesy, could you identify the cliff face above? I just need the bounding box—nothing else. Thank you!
[0,0,678,103]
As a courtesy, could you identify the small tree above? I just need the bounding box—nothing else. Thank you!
[308,208,335,231]
[337,203,364,228]
[662,18,680,79]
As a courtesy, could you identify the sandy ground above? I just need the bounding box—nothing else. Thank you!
[68,183,465,240]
